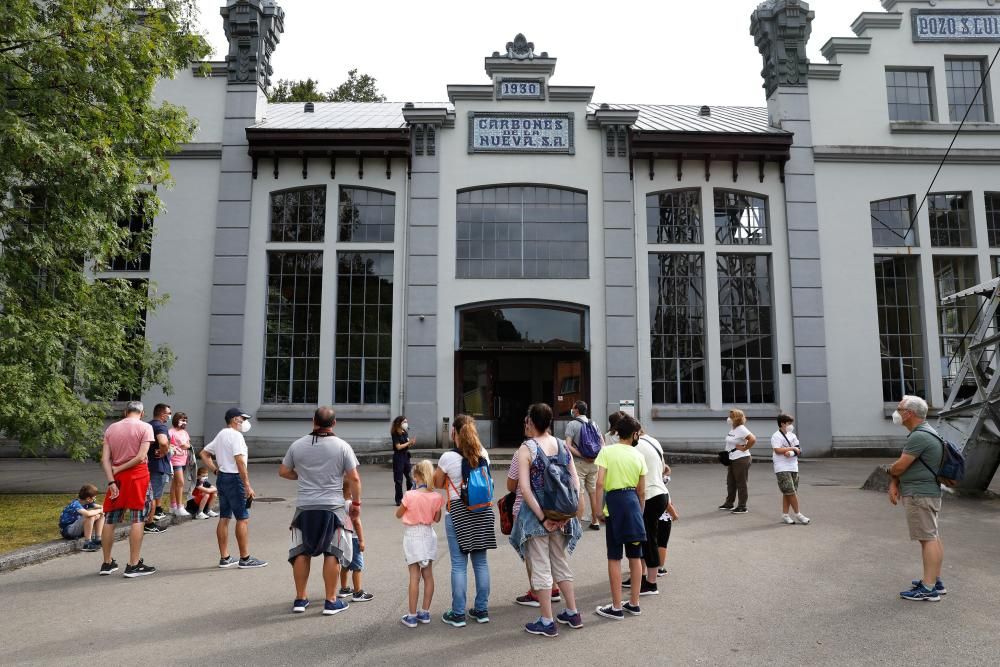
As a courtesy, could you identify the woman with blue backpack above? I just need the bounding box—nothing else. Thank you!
[510,403,584,638]
[433,414,496,628]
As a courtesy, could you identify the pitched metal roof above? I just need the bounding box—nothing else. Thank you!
[252,102,452,130]
[252,102,786,135]
[590,103,787,135]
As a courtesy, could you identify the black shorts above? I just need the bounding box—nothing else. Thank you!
[657,519,672,548]
[641,494,668,568]
[605,525,644,561]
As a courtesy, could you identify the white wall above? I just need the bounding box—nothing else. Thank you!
[153,69,227,145]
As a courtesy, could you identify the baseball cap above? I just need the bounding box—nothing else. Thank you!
[224,407,251,424]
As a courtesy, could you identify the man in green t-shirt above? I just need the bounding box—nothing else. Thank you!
[887,395,945,602]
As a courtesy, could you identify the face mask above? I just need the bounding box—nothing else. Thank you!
[786,425,794,433]
[179,421,188,429]
[608,433,620,444]
[726,417,733,427]
[891,411,903,426]
[239,420,252,434]
[402,421,409,431]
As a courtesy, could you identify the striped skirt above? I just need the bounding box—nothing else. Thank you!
[448,498,497,553]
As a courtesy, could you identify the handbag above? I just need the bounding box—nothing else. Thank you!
[717,450,732,466]
[497,490,516,535]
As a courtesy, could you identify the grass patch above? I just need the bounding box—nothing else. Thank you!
[0,494,102,554]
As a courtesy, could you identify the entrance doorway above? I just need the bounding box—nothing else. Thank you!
[455,303,589,448]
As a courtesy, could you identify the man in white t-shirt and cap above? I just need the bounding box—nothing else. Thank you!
[200,407,267,570]
[771,413,810,525]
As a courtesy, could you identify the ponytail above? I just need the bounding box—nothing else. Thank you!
[452,414,483,468]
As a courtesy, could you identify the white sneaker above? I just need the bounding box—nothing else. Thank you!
[794,513,811,525]
[195,512,209,520]
[206,509,219,517]
[174,507,191,517]
[781,514,794,524]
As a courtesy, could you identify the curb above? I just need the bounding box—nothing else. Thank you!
[250,451,779,466]
[0,514,185,574]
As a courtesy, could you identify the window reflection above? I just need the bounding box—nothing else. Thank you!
[460,306,584,349]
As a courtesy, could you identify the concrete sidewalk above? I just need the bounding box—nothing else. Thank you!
[2,460,999,666]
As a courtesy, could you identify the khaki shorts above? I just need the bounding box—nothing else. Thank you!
[902,496,941,541]
[576,458,599,494]
[524,532,573,591]
[775,471,799,496]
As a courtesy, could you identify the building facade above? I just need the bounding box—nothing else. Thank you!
[100,0,1000,476]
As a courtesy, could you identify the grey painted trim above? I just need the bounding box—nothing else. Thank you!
[890,121,1000,134]
[814,144,1000,164]
[192,61,228,77]
[547,86,596,102]
[851,11,903,36]
[484,57,557,78]
[591,108,640,127]
[650,405,782,420]
[169,143,223,159]
[401,107,455,127]
[446,85,494,102]
[808,64,842,80]
[820,37,872,60]
[254,405,318,420]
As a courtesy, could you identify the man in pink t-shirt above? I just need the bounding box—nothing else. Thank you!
[99,401,156,578]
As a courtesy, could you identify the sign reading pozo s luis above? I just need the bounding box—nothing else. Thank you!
[912,9,1000,42]
[469,112,574,154]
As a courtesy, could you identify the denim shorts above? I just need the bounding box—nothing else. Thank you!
[217,472,250,520]
[149,472,172,500]
[345,535,364,571]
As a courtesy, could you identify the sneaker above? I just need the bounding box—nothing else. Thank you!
[351,590,374,602]
[595,604,624,620]
[623,602,642,616]
[622,578,632,589]
[556,609,583,629]
[218,555,238,568]
[468,608,490,624]
[515,591,541,607]
[292,598,310,613]
[400,614,418,628]
[551,588,561,603]
[153,509,167,520]
[206,509,219,517]
[337,587,353,599]
[194,512,209,520]
[123,559,156,578]
[910,578,947,595]
[639,580,659,596]
[657,567,668,577]
[81,540,100,552]
[794,513,811,525]
[781,514,795,524]
[174,507,191,518]
[143,524,167,534]
[524,618,558,637]
[99,560,119,576]
[238,556,268,569]
[441,610,467,627]
[323,599,349,616]
[731,507,749,514]
[416,610,431,624]
[718,504,734,511]
[900,584,940,602]
[589,522,601,531]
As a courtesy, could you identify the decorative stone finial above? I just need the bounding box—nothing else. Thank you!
[505,34,536,60]
[221,0,285,89]
[750,0,814,97]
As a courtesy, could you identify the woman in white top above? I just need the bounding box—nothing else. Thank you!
[629,427,668,595]
[433,414,496,627]
[720,409,756,514]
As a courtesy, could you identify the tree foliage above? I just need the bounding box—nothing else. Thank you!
[0,1,210,459]
[267,69,387,103]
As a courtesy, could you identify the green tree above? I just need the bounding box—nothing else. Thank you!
[266,77,326,103]
[0,0,210,459]
[328,68,387,102]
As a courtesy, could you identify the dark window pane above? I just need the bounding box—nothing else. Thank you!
[717,255,774,404]
[713,191,769,245]
[928,192,973,248]
[459,306,583,349]
[945,59,989,122]
[934,257,978,398]
[649,253,707,404]
[885,68,934,121]
[871,196,918,247]
[646,189,702,244]
[335,252,393,404]
[269,186,326,242]
[338,187,395,243]
[874,255,926,401]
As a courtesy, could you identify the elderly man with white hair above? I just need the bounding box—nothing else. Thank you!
[887,395,946,602]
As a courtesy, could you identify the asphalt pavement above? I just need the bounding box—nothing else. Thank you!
[1,459,999,666]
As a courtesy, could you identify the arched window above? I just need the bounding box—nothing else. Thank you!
[338,186,395,243]
[713,190,768,245]
[456,185,588,279]
[646,189,702,244]
[270,186,326,242]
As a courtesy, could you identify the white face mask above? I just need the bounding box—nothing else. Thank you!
[402,421,409,431]
[608,433,620,444]
[786,425,794,433]
[726,417,733,427]
[239,420,252,434]
[891,411,903,426]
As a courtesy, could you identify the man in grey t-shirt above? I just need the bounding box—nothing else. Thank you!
[564,401,603,530]
[887,395,945,602]
[278,407,361,615]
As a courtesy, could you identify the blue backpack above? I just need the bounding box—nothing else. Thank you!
[916,427,966,488]
[574,418,603,460]
[450,448,494,512]
[529,439,580,521]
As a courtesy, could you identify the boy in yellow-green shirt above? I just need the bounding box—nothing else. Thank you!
[594,413,647,620]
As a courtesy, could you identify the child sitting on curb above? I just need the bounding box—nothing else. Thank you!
[59,484,105,551]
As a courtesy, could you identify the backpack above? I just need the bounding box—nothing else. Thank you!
[574,417,603,460]
[497,491,516,535]
[915,427,966,487]
[528,438,580,521]
[448,448,494,512]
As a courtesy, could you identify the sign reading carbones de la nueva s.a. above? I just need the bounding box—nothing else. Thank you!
[912,9,1000,42]
[468,112,575,154]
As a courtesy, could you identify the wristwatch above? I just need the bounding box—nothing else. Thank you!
[107,480,118,486]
